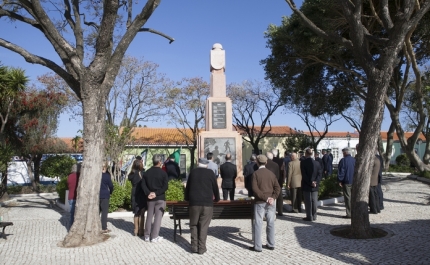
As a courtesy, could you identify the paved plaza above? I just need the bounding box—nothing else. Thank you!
[1,174,430,265]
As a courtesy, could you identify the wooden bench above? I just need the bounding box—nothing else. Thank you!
[166,200,254,242]
[0,222,13,239]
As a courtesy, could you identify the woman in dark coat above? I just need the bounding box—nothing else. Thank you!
[128,159,146,236]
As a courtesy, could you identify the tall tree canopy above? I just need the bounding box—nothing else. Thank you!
[0,0,172,247]
[264,0,430,238]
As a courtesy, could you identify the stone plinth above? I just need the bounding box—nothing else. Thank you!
[198,43,243,180]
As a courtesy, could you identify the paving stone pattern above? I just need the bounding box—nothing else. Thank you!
[1,174,430,265]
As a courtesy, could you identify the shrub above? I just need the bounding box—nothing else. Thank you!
[109,181,127,213]
[40,155,76,179]
[166,179,185,202]
[7,185,23,194]
[122,180,132,211]
[388,164,414,173]
[418,171,430,179]
[165,179,185,211]
[319,174,342,199]
[395,154,410,167]
[56,177,68,203]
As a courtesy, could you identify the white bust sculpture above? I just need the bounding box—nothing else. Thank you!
[210,43,225,71]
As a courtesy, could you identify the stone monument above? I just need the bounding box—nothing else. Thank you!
[198,43,243,180]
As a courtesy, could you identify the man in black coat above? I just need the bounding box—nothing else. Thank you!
[301,148,323,221]
[219,153,237,200]
[185,158,220,254]
[322,149,333,178]
[244,154,258,197]
[266,151,282,216]
[164,154,180,180]
[314,151,324,169]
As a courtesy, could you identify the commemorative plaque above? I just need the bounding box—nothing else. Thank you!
[212,102,226,129]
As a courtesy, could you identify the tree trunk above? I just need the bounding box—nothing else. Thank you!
[26,160,38,192]
[351,74,389,239]
[62,80,107,247]
[33,155,42,184]
[0,170,9,201]
[383,122,395,171]
[189,146,196,170]
[387,107,430,172]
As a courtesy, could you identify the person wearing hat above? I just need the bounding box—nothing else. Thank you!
[185,157,220,254]
[249,154,281,252]
[164,154,181,181]
[337,147,356,219]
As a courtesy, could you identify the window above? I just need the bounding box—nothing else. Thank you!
[180,154,186,175]
[332,148,339,163]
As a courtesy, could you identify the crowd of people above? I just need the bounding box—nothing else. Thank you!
[65,145,384,254]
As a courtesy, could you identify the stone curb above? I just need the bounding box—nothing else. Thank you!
[407,174,430,184]
[8,192,58,198]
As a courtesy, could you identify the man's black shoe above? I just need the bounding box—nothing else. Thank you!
[302,217,312,221]
[263,244,275,250]
[277,213,284,217]
[248,246,262,252]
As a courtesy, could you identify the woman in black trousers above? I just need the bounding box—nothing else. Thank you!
[128,159,146,236]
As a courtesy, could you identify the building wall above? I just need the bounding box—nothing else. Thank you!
[122,147,193,176]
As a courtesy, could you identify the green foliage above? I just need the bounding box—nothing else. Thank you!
[395,154,410,167]
[318,171,342,199]
[166,179,185,201]
[40,155,76,179]
[56,177,68,203]
[109,181,127,213]
[165,179,185,211]
[388,164,414,173]
[283,132,312,152]
[6,185,23,194]
[123,180,132,211]
[418,171,430,179]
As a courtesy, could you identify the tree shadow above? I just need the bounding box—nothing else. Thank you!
[291,216,430,264]
[384,198,428,206]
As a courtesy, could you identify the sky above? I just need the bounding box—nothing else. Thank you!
[0,0,392,137]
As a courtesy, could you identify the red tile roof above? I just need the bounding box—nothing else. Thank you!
[128,127,196,146]
[60,126,427,148]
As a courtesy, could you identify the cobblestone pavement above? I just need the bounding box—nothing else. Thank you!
[1,174,430,265]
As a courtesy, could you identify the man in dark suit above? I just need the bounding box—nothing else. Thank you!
[266,151,282,216]
[164,154,180,180]
[322,149,333,178]
[315,151,323,169]
[300,148,323,221]
[244,154,258,197]
[219,153,237,200]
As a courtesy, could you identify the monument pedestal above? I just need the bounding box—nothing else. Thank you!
[198,43,243,180]
[198,131,243,181]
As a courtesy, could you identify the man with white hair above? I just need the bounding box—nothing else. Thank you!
[185,158,220,254]
[265,151,282,216]
[337,147,356,219]
[249,155,281,252]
